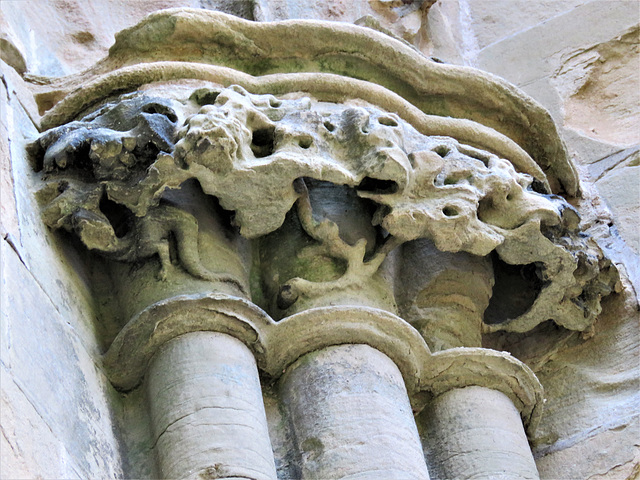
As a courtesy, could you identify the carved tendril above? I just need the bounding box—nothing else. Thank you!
[277,178,402,309]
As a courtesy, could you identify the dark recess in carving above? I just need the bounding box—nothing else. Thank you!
[251,127,276,157]
[484,254,545,325]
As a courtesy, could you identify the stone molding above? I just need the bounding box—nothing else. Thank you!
[32,8,577,195]
[103,293,543,434]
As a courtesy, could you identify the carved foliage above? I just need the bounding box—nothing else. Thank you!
[30,85,617,331]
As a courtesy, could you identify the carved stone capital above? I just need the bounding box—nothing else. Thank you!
[20,10,630,479]
[31,83,616,334]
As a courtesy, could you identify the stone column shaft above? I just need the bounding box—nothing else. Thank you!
[280,344,430,480]
[421,386,539,480]
[146,331,277,480]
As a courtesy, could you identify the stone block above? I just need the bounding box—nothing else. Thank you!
[588,146,640,181]
[1,364,83,480]
[466,0,585,52]
[2,65,107,355]
[476,1,638,88]
[1,239,123,479]
[536,418,640,480]
[1,0,206,76]
[475,0,639,155]
[1,62,21,245]
[531,291,640,474]
[423,0,465,64]
[596,163,640,254]
[563,129,631,167]
[556,25,639,146]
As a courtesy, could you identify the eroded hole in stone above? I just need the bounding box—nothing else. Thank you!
[142,103,178,123]
[298,137,313,149]
[434,145,450,157]
[166,230,179,265]
[477,196,494,222]
[134,141,161,167]
[444,176,458,185]
[484,254,545,324]
[251,127,275,158]
[323,121,335,132]
[530,178,548,194]
[378,116,398,127]
[277,284,299,310]
[442,206,459,217]
[356,177,399,194]
[468,153,490,166]
[56,141,94,178]
[190,89,220,106]
[269,98,282,108]
[212,198,239,237]
[99,191,134,238]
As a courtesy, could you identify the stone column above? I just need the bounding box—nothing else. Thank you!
[280,343,430,480]
[397,238,494,351]
[420,386,539,480]
[146,331,277,480]
[259,178,429,478]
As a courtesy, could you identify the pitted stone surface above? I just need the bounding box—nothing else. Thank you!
[30,85,616,332]
[2,5,637,480]
[3,5,638,480]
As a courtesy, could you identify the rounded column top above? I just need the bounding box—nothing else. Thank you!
[104,294,543,434]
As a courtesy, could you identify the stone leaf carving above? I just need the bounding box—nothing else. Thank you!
[30,85,617,332]
[28,94,244,291]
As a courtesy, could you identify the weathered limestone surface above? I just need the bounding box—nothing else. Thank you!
[397,238,493,350]
[420,386,540,480]
[459,3,640,477]
[146,332,277,480]
[29,78,615,334]
[595,157,640,255]
[0,0,267,77]
[484,288,640,479]
[1,58,124,479]
[0,0,437,78]
[0,62,106,354]
[1,240,123,479]
[461,0,587,53]
[473,1,640,280]
[0,2,638,480]
[280,344,430,480]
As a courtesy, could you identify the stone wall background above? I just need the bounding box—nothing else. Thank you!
[1,1,638,479]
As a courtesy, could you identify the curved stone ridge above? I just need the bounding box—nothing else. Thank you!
[34,9,578,196]
[102,293,543,434]
[30,86,616,332]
